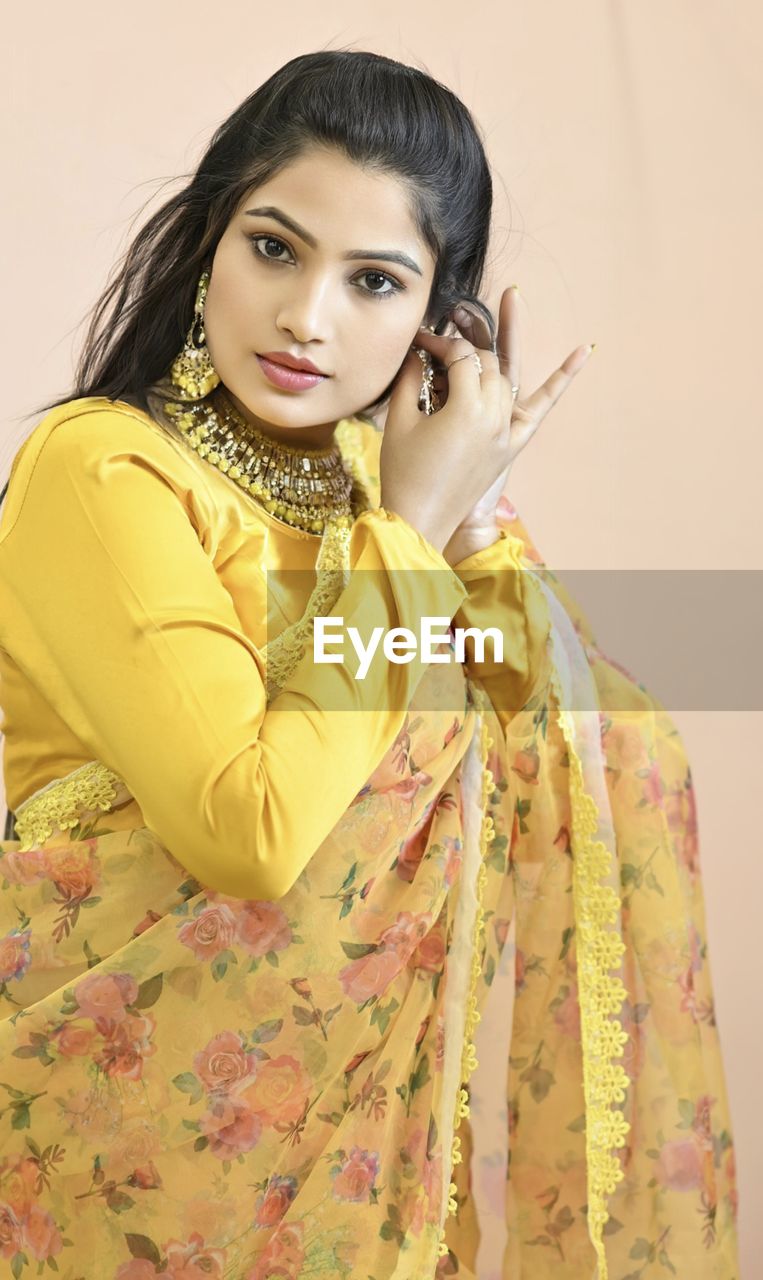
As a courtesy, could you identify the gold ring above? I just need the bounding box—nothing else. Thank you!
[446,351,483,373]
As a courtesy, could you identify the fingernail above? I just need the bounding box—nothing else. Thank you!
[510,284,521,297]
[588,342,597,354]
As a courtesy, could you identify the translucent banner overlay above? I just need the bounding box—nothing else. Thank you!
[263,567,763,713]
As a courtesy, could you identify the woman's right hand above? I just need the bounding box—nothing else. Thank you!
[378,332,514,554]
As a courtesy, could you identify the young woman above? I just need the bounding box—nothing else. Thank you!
[0,50,739,1280]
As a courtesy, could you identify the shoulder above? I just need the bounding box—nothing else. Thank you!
[5,394,197,476]
[22,395,196,463]
[0,396,216,545]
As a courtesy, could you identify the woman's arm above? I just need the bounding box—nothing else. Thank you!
[447,525,552,733]
[0,407,470,901]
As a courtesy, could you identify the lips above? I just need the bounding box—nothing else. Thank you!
[259,351,327,376]
[256,355,328,392]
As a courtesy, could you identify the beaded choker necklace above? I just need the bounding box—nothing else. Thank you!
[160,383,362,535]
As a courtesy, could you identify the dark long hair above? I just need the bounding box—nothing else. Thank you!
[18,48,497,447]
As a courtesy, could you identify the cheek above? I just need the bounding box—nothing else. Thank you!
[208,247,253,319]
[350,315,415,371]
[206,287,256,358]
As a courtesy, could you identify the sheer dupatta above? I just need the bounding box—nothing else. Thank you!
[440,506,740,1279]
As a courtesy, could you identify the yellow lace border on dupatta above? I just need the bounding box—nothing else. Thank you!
[437,683,496,1258]
[499,556,631,1280]
[435,659,630,1279]
[548,662,631,1280]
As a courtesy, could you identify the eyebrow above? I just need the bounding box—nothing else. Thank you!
[243,205,423,276]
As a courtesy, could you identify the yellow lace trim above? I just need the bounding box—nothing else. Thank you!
[261,516,353,703]
[547,664,631,1280]
[261,418,372,702]
[13,759,124,852]
[434,665,630,1274]
[437,684,495,1258]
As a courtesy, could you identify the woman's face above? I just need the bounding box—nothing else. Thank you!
[203,145,438,446]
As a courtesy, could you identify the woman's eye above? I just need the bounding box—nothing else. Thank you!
[249,234,293,263]
[354,270,403,300]
[248,235,403,300]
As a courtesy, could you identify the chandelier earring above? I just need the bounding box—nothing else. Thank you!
[415,322,442,416]
[169,269,221,401]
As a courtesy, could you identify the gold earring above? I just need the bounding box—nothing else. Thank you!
[415,348,440,415]
[169,269,221,400]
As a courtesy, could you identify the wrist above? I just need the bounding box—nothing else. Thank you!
[442,523,501,566]
[378,503,449,555]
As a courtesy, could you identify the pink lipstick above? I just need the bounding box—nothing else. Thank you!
[256,354,328,391]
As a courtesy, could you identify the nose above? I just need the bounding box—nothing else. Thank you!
[275,271,334,346]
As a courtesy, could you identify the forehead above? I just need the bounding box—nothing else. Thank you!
[237,146,431,256]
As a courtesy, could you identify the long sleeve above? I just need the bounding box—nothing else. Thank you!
[449,526,551,733]
[0,407,469,901]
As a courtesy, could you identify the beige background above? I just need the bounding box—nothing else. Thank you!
[3,2,760,1272]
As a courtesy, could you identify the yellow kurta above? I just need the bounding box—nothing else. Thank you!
[0,397,739,1278]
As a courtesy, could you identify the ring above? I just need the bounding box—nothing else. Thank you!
[511,384,519,397]
[446,351,483,374]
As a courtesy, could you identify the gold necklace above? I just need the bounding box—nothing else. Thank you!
[161,383,365,535]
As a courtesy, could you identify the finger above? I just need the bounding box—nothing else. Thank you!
[450,294,519,405]
[451,303,494,353]
[497,286,521,393]
[518,345,593,422]
[442,344,504,403]
[412,332,490,414]
[415,328,495,364]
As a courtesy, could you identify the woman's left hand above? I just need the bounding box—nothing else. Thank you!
[412,286,594,564]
